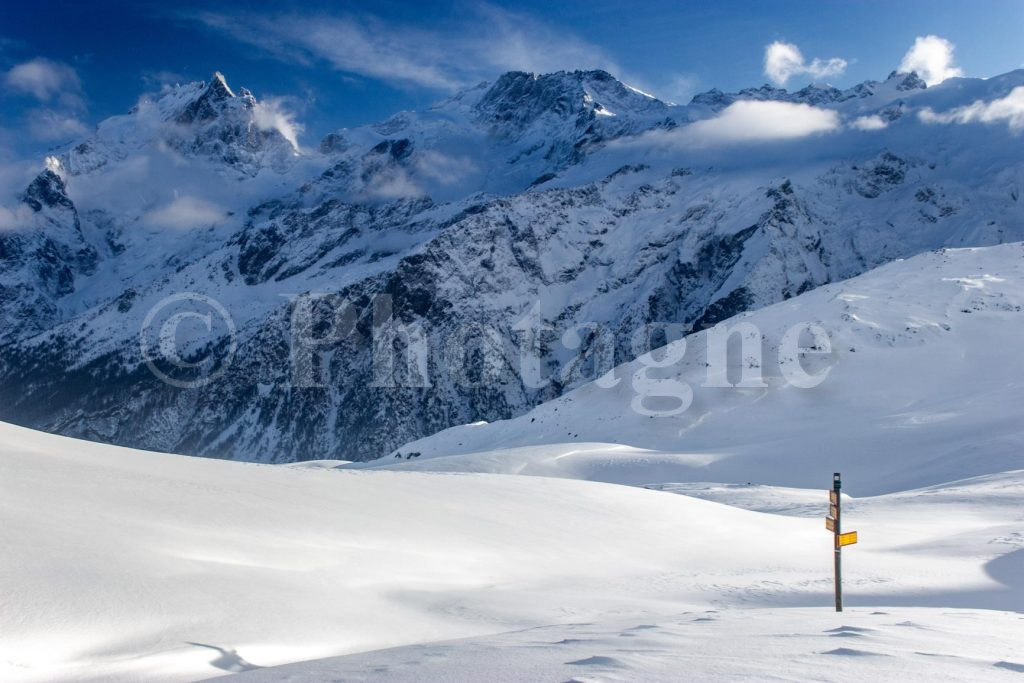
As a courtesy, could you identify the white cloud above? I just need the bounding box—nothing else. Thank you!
[652,73,700,105]
[0,203,34,230]
[0,141,43,228]
[764,41,847,86]
[466,5,622,80]
[141,196,227,230]
[191,5,621,91]
[360,166,425,201]
[253,98,303,150]
[141,70,192,89]
[918,86,1024,132]
[5,58,82,104]
[26,109,89,141]
[671,100,840,147]
[3,57,90,144]
[413,150,477,186]
[0,150,39,207]
[898,35,963,86]
[616,100,840,151]
[851,114,888,131]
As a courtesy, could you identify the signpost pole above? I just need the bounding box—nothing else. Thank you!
[833,472,842,612]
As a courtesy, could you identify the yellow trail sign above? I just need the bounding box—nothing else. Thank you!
[838,531,858,547]
[825,517,835,532]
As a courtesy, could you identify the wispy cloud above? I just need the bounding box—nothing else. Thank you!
[3,57,89,143]
[141,196,227,230]
[0,202,34,230]
[5,57,83,106]
[25,108,89,141]
[0,142,49,224]
[413,150,477,186]
[621,99,840,150]
[141,69,193,89]
[252,97,304,150]
[898,35,963,86]
[189,4,621,91]
[763,41,847,86]
[850,115,888,131]
[652,73,700,105]
[919,86,1024,132]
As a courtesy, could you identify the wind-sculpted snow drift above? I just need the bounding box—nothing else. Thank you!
[1,67,1023,461]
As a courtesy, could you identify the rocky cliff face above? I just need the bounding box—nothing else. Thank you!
[1,68,1022,461]
[0,165,97,342]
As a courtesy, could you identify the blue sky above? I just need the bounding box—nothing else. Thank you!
[2,0,1023,160]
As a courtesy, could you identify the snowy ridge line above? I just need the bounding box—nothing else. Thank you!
[1,68,1024,462]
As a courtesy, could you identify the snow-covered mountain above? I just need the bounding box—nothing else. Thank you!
[1,67,1023,462]
[65,72,301,177]
[0,165,97,340]
[359,243,1024,494]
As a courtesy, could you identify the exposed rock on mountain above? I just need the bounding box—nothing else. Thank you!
[1,68,1022,461]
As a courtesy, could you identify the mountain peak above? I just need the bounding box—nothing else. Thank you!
[62,70,297,177]
[474,69,665,137]
[21,168,73,213]
[175,71,246,125]
[886,70,927,91]
[209,71,235,98]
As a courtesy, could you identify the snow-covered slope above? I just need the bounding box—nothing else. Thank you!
[366,244,1024,494]
[2,69,1024,462]
[5,244,1024,678]
[0,419,1021,681]
[233,607,1024,682]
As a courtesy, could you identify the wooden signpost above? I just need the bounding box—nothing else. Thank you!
[826,472,857,612]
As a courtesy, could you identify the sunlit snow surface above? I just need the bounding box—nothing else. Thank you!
[3,244,1024,681]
